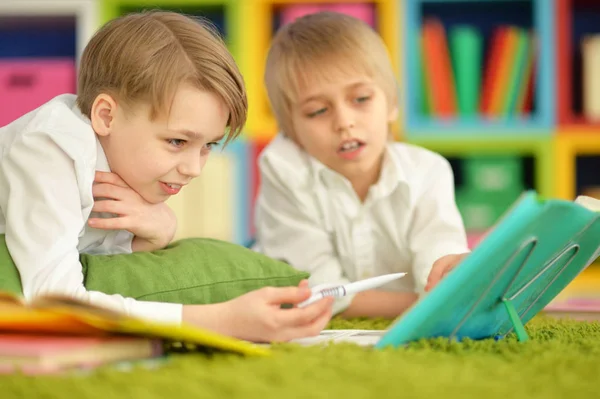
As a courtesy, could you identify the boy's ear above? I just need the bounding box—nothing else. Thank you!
[387,104,399,123]
[90,94,118,137]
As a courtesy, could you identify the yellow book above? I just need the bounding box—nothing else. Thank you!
[0,292,270,357]
[582,35,600,121]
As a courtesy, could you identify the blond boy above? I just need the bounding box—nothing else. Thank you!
[255,12,470,317]
[0,11,333,343]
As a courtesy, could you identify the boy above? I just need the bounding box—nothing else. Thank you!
[0,11,333,343]
[255,12,470,318]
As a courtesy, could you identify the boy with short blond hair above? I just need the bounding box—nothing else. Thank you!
[255,12,470,318]
[0,10,333,343]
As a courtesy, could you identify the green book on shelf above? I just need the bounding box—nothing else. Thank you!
[450,26,482,117]
[419,35,431,116]
[503,28,530,116]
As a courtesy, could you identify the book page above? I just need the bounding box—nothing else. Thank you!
[0,292,25,308]
[575,196,600,212]
[290,330,386,347]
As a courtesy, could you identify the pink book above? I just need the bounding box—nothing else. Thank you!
[0,334,163,375]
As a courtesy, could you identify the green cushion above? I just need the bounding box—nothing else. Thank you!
[0,235,309,305]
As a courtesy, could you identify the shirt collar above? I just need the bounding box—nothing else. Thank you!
[308,143,410,201]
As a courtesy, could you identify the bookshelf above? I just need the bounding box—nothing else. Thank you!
[556,0,600,132]
[404,0,554,138]
[0,0,599,248]
[0,0,98,126]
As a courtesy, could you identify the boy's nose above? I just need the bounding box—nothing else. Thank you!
[334,107,355,132]
[179,154,204,178]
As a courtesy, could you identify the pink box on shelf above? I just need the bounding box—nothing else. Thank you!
[325,3,376,27]
[0,59,76,127]
[280,4,323,26]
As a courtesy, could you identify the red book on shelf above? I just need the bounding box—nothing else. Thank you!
[489,27,519,116]
[518,34,537,114]
[421,18,457,117]
[480,26,509,115]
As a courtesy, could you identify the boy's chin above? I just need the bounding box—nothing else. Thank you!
[137,186,168,204]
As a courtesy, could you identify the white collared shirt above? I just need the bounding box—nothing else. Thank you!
[0,94,182,324]
[254,134,470,314]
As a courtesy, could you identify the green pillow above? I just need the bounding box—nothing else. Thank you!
[0,235,309,305]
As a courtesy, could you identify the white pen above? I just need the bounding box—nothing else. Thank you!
[297,272,407,308]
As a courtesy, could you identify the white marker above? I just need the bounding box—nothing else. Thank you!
[297,272,407,308]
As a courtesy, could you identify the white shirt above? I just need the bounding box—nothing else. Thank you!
[0,94,182,324]
[254,134,470,314]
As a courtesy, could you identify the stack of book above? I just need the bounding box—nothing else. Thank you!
[0,292,268,374]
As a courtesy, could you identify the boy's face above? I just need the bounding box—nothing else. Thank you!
[94,84,229,204]
[290,72,397,184]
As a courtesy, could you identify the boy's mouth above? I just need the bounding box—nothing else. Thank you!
[337,139,365,153]
[160,182,184,195]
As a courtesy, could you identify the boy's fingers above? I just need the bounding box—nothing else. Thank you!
[277,297,334,328]
[264,286,311,305]
[94,171,129,188]
[281,303,333,342]
[91,199,127,216]
[426,262,447,292]
[298,280,309,289]
[92,183,131,200]
[88,215,129,230]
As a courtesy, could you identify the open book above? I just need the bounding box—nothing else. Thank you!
[0,291,269,356]
[292,194,600,348]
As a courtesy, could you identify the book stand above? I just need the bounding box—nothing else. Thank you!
[374,192,600,348]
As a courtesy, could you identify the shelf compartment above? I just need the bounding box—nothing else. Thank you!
[404,0,554,138]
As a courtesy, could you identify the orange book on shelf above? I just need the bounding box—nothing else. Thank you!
[489,27,519,116]
[480,27,509,115]
[421,18,457,117]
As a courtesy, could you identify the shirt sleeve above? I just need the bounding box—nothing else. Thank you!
[408,155,470,294]
[0,131,182,324]
[254,155,354,315]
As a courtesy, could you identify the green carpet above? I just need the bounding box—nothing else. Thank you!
[3,316,600,399]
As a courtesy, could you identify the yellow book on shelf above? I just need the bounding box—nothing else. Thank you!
[582,35,600,121]
[0,292,270,357]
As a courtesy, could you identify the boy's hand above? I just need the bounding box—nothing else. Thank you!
[89,171,177,251]
[425,252,469,292]
[191,280,334,343]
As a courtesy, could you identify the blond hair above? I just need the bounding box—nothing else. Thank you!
[77,10,247,142]
[264,11,397,137]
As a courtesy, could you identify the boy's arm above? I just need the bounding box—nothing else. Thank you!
[0,131,181,324]
[408,155,471,293]
[256,156,414,318]
[89,171,177,253]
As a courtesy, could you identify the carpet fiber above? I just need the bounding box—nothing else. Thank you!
[3,316,600,399]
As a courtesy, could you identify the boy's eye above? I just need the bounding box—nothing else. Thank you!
[307,108,327,118]
[355,96,371,103]
[168,139,186,148]
[204,141,221,151]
